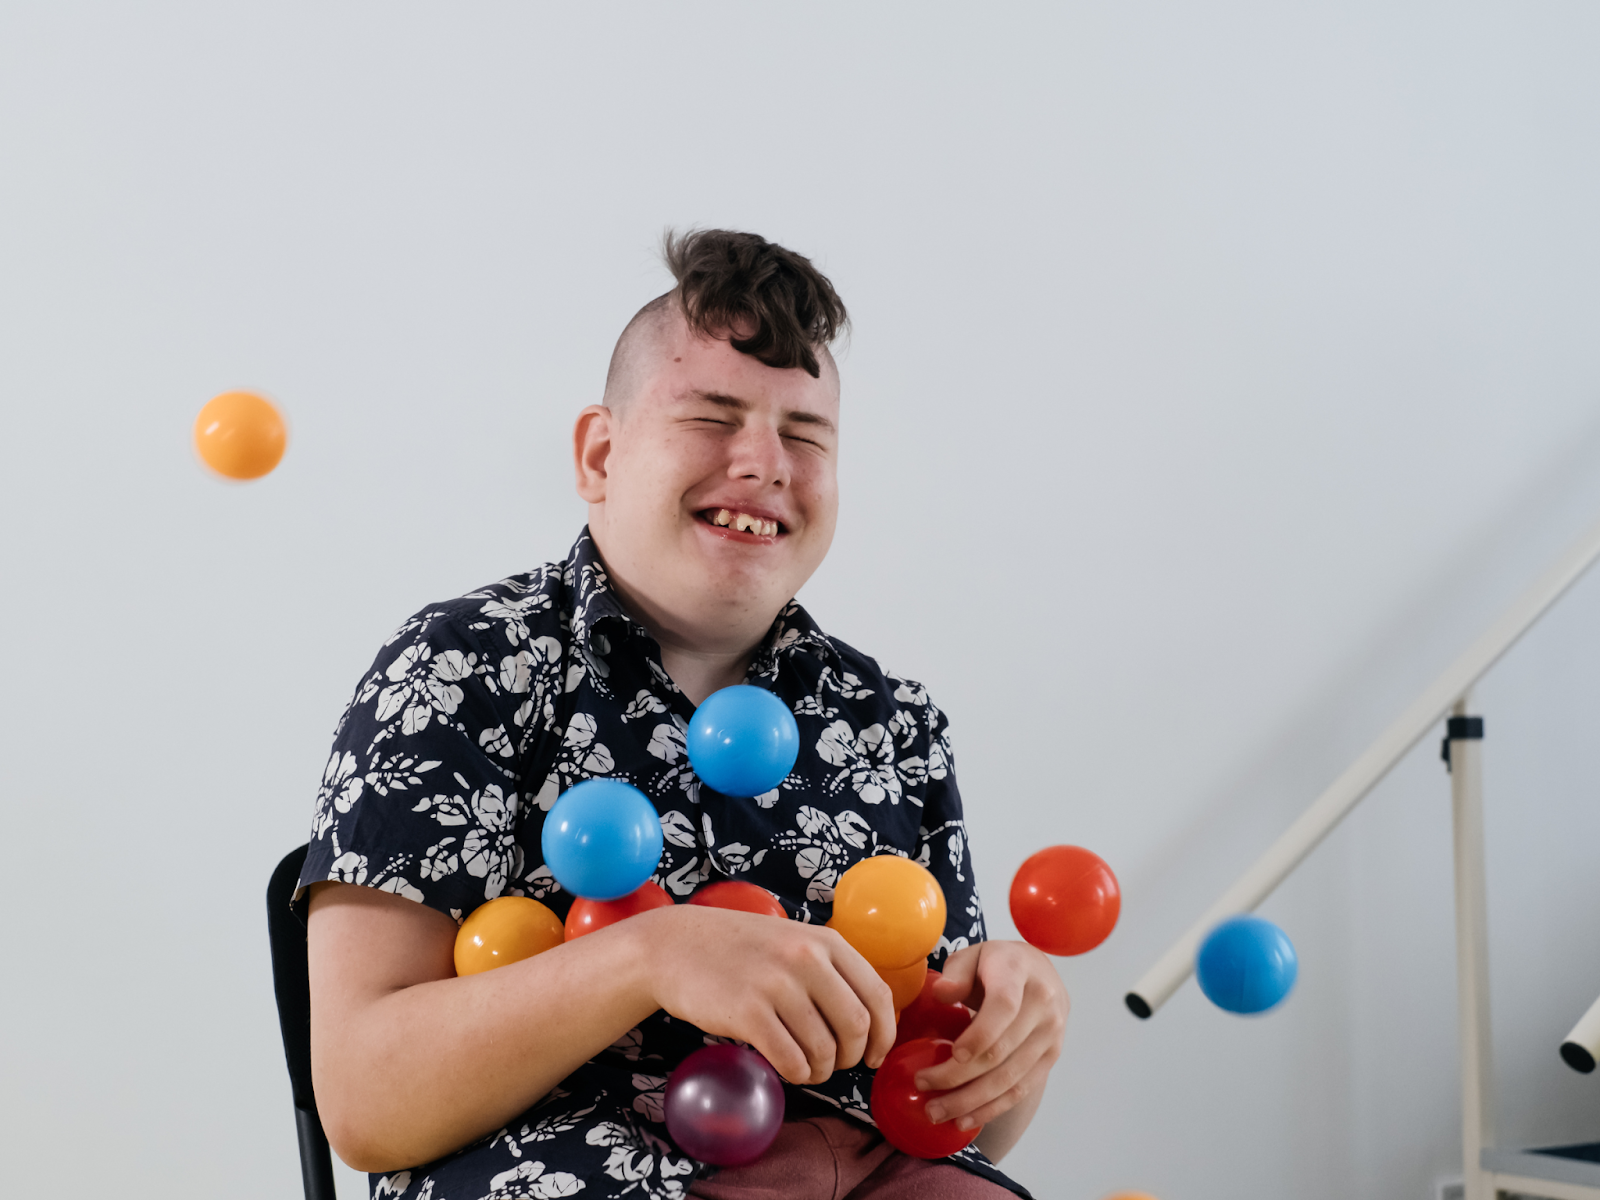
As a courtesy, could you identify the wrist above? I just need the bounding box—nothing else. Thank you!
[613,903,689,1012]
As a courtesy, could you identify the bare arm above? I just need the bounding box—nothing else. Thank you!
[306,882,897,1173]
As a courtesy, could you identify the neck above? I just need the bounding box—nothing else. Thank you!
[656,643,756,708]
[593,548,772,707]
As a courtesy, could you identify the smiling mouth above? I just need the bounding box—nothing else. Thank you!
[700,508,784,537]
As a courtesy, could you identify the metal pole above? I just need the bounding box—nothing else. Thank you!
[1448,697,1494,1200]
[1126,513,1600,1019]
[1561,993,1600,1074]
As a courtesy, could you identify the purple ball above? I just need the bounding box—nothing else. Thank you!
[663,1045,785,1166]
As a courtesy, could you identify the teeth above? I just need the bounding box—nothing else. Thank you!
[708,509,780,536]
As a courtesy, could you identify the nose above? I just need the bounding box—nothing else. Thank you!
[726,420,789,489]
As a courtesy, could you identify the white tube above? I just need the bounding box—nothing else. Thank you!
[1126,514,1600,1019]
[1561,992,1600,1073]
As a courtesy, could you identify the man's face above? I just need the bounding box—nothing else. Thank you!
[577,315,840,648]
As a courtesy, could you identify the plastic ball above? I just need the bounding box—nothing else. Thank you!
[1009,844,1121,957]
[565,881,674,940]
[193,390,287,480]
[878,957,929,1015]
[542,779,664,900]
[869,1037,980,1159]
[664,1044,785,1166]
[687,881,787,919]
[1196,915,1298,1015]
[829,856,946,970]
[1102,1193,1163,1200]
[893,969,974,1049]
[686,685,799,798]
[454,896,565,976]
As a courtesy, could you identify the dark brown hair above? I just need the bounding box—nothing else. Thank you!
[662,229,847,378]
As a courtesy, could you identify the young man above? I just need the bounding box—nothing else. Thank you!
[298,230,1067,1200]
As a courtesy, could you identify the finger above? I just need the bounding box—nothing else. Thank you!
[926,967,1027,1087]
[774,992,842,1085]
[923,1026,1057,1127]
[946,1057,1055,1132]
[930,944,982,1007]
[745,1009,818,1086]
[958,1059,1053,1130]
[825,938,897,1068]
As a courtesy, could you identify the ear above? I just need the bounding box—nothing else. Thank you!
[573,405,614,503]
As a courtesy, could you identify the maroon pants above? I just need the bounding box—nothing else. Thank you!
[688,1116,1011,1200]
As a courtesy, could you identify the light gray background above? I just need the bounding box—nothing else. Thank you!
[2,4,1598,1198]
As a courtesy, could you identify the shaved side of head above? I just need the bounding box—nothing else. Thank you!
[601,291,839,419]
[600,230,847,418]
[601,292,679,417]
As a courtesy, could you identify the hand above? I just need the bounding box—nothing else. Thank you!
[634,905,898,1087]
[912,940,1068,1132]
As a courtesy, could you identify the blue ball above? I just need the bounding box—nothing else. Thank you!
[541,779,664,900]
[1196,915,1298,1015]
[686,685,799,798]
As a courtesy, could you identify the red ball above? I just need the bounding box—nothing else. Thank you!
[687,881,787,919]
[1009,845,1120,956]
[565,881,674,939]
[894,969,974,1050]
[870,1037,980,1159]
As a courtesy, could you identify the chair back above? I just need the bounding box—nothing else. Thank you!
[267,844,338,1200]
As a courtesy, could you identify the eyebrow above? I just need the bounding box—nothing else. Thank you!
[686,390,837,433]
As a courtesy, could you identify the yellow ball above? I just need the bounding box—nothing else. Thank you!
[193,390,287,480]
[829,855,946,969]
[454,896,565,976]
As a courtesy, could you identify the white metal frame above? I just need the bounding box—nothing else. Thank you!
[1562,994,1600,1074]
[1123,516,1600,1198]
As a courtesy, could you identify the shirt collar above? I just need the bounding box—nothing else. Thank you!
[565,527,842,675]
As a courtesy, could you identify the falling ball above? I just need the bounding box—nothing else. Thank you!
[664,1044,786,1166]
[877,956,930,1015]
[893,969,974,1049]
[454,896,565,976]
[541,779,664,900]
[828,856,946,970]
[193,390,287,479]
[1009,845,1121,956]
[686,685,799,798]
[1196,915,1298,1015]
[869,1037,980,1159]
[686,881,787,919]
[565,881,675,939]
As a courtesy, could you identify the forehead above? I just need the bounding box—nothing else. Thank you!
[639,316,840,424]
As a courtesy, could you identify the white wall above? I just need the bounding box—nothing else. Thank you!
[2,4,1598,1197]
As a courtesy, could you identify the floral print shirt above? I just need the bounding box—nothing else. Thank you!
[297,530,1029,1200]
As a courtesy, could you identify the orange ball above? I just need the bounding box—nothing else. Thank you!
[454,895,565,976]
[829,856,946,970]
[193,390,286,480]
[877,956,929,1015]
[1009,845,1120,957]
[687,880,787,919]
[1102,1193,1162,1200]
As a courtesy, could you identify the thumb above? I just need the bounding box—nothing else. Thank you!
[930,945,982,1006]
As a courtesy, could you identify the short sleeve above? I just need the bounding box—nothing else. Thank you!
[912,696,988,968]
[296,606,538,923]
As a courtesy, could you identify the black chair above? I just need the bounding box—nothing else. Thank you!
[267,844,339,1200]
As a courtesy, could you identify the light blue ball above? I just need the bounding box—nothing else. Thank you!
[1196,915,1298,1015]
[687,685,799,798]
[541,779,664,900]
